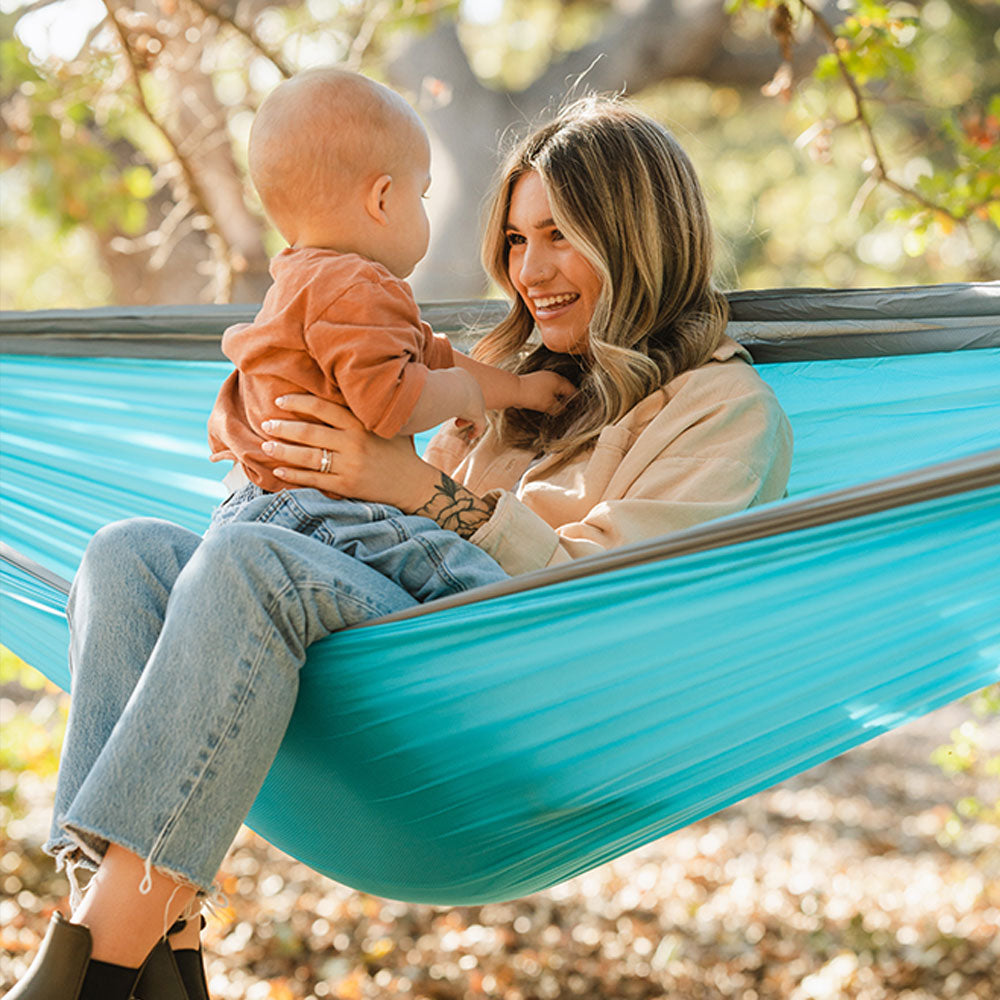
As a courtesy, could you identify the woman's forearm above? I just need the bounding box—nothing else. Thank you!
[411,471,498,540]
[263,395,499,539]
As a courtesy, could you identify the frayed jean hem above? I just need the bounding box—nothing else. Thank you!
[44,817,217,914]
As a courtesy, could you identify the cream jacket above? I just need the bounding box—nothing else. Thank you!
[423,337,793,576]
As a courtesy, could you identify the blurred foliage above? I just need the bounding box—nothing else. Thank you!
[0,645,66,779]
[0,0,998,308]
[0,645,49,693]
[725,0,999,277]
[931,684,1000,845]
[0,646,67,841]
[0,168,113,309]
[0,37,154,237]
[459,0,612,88]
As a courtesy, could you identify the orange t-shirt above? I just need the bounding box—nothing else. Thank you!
[208,247,454,492]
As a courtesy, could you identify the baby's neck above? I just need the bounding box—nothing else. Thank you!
[291,231,381,260]
[280,206,372,260]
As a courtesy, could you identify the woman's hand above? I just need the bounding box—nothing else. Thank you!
[261,394,440,513]
[263,394,500,538]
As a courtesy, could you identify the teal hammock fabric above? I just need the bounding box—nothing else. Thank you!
[252,483,999,902]
[2,316,1000,903]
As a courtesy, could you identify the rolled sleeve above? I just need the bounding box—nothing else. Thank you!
[470,490,562,575]
[421,323,455,370]
[473,457,763,574]
[550,459,764,556]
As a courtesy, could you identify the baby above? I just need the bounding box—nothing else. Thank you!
[207,67,571,600]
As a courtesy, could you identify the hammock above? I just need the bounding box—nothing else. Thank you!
[1,283,998,905]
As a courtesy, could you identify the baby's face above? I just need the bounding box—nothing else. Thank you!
[382,130,431,279]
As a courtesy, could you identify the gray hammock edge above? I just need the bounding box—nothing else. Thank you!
[0,542,72,596]
[6,447,997,617]
[360,446,1000,628]
[2,283,998,363]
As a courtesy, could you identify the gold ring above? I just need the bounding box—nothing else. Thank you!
[319,449,331,474]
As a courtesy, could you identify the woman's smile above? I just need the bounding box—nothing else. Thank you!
[530,291,581,319]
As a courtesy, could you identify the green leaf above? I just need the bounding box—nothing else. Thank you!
[123,165,154,199]
[814,53,841,81]
[119,199,148,235]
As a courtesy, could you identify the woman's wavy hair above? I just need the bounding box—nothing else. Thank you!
[475,95,728,462]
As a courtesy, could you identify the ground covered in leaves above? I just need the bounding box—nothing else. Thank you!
[2,683,997,1000]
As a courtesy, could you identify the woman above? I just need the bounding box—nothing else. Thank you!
[11,96,792,999]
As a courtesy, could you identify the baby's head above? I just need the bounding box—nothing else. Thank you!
[249,68,431,278]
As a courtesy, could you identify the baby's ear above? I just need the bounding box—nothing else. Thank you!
[364,174,393,225]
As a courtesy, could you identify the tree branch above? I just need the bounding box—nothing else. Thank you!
[101,0,236,301]
[345,0,393,71]
[183,0,294,79]
[796,0,974,222]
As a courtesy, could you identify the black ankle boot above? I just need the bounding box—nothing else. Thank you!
[130,918,210,1000]
[7,912,145,1000]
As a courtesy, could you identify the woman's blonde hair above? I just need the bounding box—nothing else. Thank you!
[475,95,728,461]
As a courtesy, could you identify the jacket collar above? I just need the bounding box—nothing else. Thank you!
[713,335,753,365]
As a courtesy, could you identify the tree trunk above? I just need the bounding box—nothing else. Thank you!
[393,0,827,299]
[101,0,271,304]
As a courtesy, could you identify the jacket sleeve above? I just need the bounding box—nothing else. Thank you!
[304,278,434,438]
[469,387,793,576]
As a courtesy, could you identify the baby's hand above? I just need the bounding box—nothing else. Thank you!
[516,371,575,414]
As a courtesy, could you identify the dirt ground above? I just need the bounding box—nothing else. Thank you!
[1,698,997,1000]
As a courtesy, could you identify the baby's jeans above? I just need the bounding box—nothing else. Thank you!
[210,483,508,603]
[42,513,508,893]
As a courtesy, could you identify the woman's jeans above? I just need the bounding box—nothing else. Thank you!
[213,483,507,603]
[43,509,507,893]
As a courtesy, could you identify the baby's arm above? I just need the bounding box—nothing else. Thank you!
[398,368,486,436]
[398,355,575,436]
[452,352,574,414]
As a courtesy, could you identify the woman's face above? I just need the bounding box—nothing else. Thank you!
[504,171,603,355]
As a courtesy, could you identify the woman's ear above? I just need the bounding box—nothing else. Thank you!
[364,174,393,226]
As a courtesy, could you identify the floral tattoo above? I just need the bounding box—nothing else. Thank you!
[415,474,497,539]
